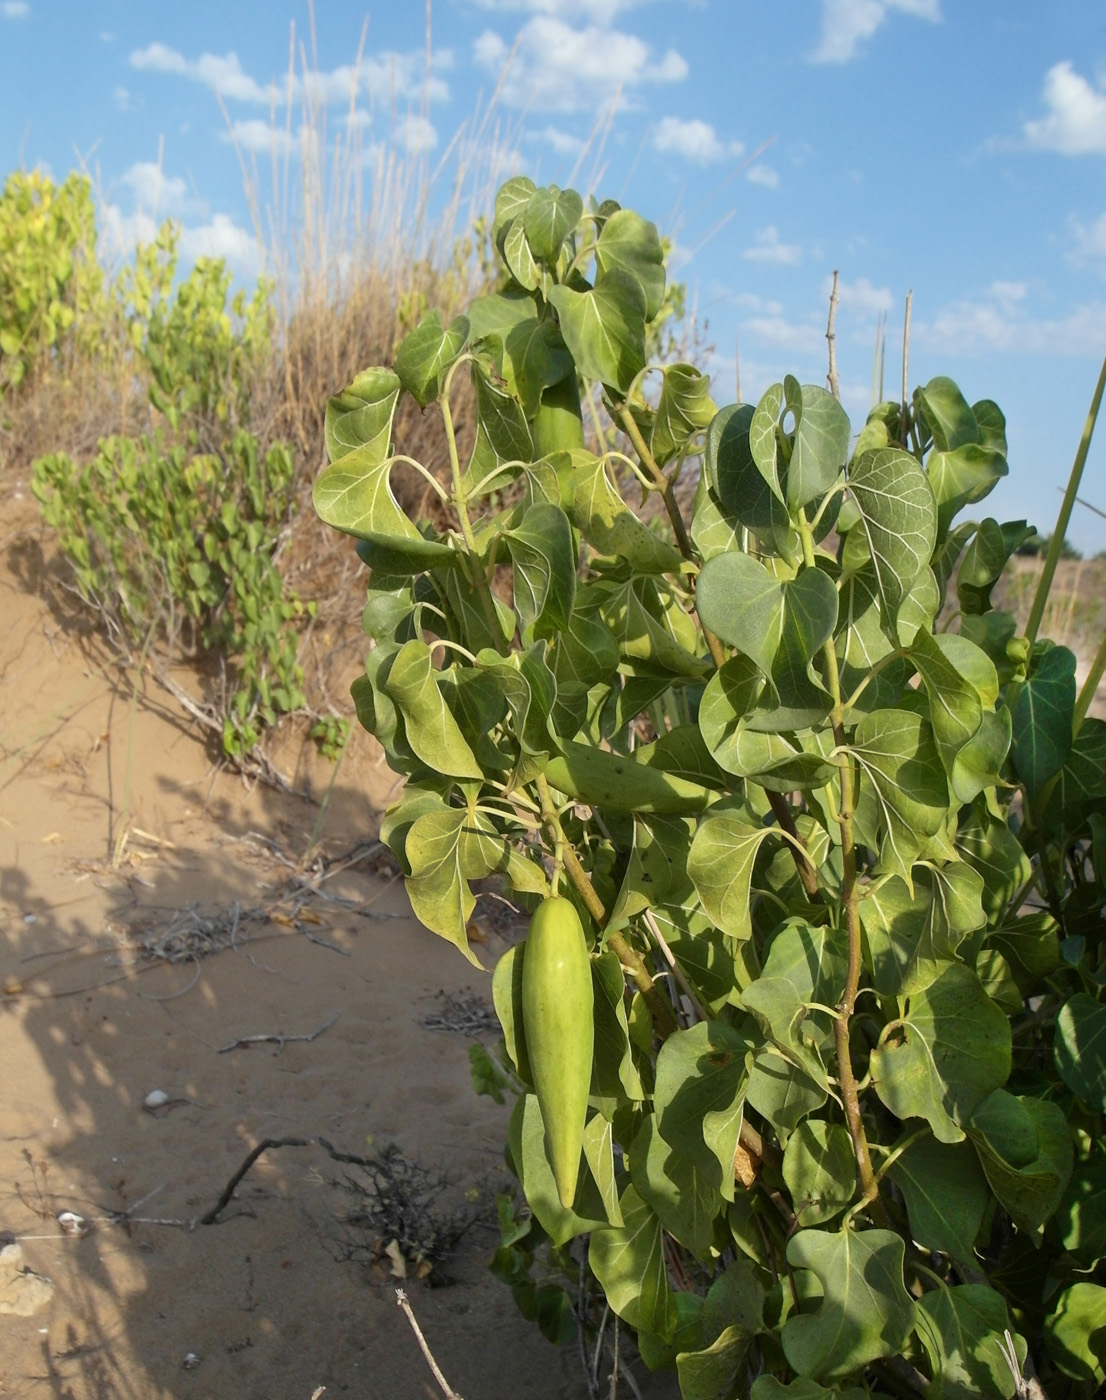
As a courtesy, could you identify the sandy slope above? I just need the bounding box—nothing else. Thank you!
[0,506,670,1400]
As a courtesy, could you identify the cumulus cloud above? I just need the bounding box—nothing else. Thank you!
[917,281,1106,356]
[128,42,450,109]
[2,2,29,18]
[120,161,189,215]
[473,17,686,111]
[530,125,585,155]
[222,119,297,158]
[472,0,650,21]
[740,313,825,355]
[745,163,779,188]
[831,274,894,315]
[1025,62,1106,155]
[810,0,941,65]
[743,225,802,265]
[653,116,743,164]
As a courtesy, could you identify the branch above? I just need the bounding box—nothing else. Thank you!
[396,1289,464,1400]
[825,270,840,400]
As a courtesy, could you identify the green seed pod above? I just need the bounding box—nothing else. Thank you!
[520,895,594,1208]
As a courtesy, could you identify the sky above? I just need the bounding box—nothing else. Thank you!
[3,0,1106,554]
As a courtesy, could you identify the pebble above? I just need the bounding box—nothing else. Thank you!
[144,1089,169,1109]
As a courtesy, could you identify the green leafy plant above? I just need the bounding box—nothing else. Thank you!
[315,175,1106,1398]
[0,169,105,390]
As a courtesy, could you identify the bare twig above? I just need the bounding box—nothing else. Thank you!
[199,1136,314,1225]
[395,1288,464,1400]
[217,1012,338,1055]
[825,269,840,400]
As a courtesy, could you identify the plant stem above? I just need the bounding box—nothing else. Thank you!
[767,792,821,900]
[1074,628,1106,737]
[439,379,508,655]
[1025,341,1106,647]
[614,401,693,559]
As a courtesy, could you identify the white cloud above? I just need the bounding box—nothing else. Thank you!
[113,85,136,111]
[741,313,824,354]
[2,2,29,17]
[178,214,260,270]
[121,161,189,215]
[223,119,296,158]
[472,0,649,21]
[397,114,438,153]
[129,41,450,109]
[473,17,686,111]
[653,116,742,164]
[743,225,802,265]
[1025,62,1106,155]
[917,283,1106,356]
[746,162,779,188]
[530,125,585,155]
[832,274,894,315]
[810,0,941,65]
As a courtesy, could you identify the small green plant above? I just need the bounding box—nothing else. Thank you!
[313,175,1105,1398]
[0,169,105,390]
[33,428,311,759]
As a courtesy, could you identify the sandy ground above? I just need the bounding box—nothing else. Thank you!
[0,504,674,1400]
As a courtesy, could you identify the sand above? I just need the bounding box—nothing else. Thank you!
[0,500,674,1400]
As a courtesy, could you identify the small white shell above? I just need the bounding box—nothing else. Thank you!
[182,1353,200,1369]
[144,1089,170,1109]
[57,1211,88,1237]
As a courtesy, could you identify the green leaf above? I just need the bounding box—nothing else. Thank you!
[570,453,683,573]
[782,1120,856,1226]
[1045,1283,1106,1384]
[582,1110,624,1227]
[916,377,980,452]
[705,402,794,559]
[549,269,646,394]
[653,1019,753,1196]
[523,184,583,262]
[492,942,531,1084]
[746,1052,827,1135]
[782,1229,914,1381]
[591,947,645,1102]
[651,363,717,466]
[1010,643,1077,798]
[860,863,986,998]
[752,1381,864,1400]
[697,554,837,712]
[886,1135,989,1260]
[870,964,1011,1143]
[956,517,1032,615]
[463,365,534,494]
[393,309,469,407]
[909,629,1009,803]
[594,207,666,321]
[313,445,456,560]
[509,1093,612,1245]
[956,808,1032,922]
[381,639,484,779]
[927,444,1008,532]
[783,376,851,510]
[914,1284,1026,1400]
[492,175,536,239]
[468,286,573,416]
[324,367,402,465]
[505,502,576,634]
[589,1185,678,1340]
[499,217,540,290]
[630,1113,718,1257]
[1044,717,1106,835]
[597,576,708,680]
[688,811,776,941]
[405,806,502,965]
[968,1090,1073,1236]
[849,709,949,883]
[847,448,938,643]
[476,644,557,763]
[1054,993,1106,1111]
[740,922,847,1091]
[1056,1150,1106,1264]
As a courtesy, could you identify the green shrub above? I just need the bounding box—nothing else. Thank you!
[314,176,1106,1398]
[0,170,105,389]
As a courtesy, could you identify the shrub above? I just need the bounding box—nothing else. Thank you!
[314,176,1106,1398]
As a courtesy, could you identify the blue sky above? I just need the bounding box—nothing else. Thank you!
[3,0,1106,553]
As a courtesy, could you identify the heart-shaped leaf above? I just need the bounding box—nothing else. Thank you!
[589,1185,679,1340]
[847,448,937,642]
[651,362,717,466]
[505,501,576,634]
[1054,993,1106,1111]
[324,366,401,465]
[914,1283,1026,1400]
[870,964,1011,1142]
[523,184,583,262]
[886,1135,989,1260]
[594,207,666,320]
[393,309,469,407]
[549,269,647,393]
[1010,642,1076,798]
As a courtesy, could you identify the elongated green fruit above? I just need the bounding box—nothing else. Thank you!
[545,739,715,814]
[521,896,594,1208]
[531,374,585,456]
